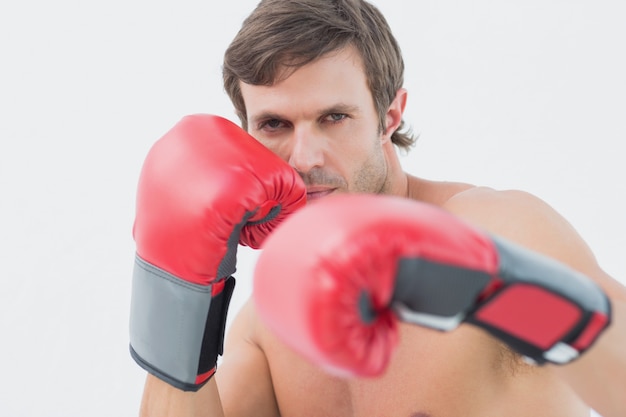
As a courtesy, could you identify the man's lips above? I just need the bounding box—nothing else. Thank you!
[306,187,335,200]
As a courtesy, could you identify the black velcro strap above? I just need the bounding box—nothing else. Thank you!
[393,257,492,317]
[197,276,236,376]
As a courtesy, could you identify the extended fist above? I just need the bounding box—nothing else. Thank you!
[253,194,610,377]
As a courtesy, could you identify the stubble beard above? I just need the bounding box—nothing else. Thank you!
[352,135,389,195]
[298,132,390,196]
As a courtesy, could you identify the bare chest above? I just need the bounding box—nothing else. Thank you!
[260,324,587,417]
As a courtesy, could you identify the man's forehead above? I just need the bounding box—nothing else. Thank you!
[243,44,366,89]
[240,47,371,117]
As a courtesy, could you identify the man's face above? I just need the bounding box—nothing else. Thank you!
[240,46,390,202]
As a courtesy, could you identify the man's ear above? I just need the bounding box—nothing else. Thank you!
[382,88,408,142]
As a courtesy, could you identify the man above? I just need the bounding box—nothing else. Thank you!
[131,1,626,416]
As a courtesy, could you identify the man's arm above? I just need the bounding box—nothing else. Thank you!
[139,299,279,417]
[216,300,281,417]
[443,187,626,417]
[129,115,305,416]
[251,189,623,416]
[140,375,224,417]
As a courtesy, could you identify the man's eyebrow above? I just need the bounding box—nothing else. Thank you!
[248,111,284,126]
[318,103,360,116]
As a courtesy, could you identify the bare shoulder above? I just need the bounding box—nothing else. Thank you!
[443,186,557,231]
[442,186,599,275]
[407,175,475,206]
[407,176,574,254]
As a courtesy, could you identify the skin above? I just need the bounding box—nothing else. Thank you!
[242,48,395,201]
[139,46,626,417]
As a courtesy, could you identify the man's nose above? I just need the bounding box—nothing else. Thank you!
[287,126,324,174]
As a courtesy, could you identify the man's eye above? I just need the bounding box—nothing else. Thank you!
[327,113,348,123]
[258,119,284,130]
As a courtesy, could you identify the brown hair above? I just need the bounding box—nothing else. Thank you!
[222,0,416,151]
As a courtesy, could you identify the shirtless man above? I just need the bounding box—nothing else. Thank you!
[130,1,626,416]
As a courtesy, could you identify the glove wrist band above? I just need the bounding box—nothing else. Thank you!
[129,255,235,391]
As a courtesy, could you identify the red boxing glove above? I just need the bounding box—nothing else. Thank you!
[129,114,306,391]
[254,194,611,378]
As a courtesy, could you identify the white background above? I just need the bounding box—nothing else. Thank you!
[1,1,624,416]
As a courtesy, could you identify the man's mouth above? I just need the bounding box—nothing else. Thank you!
[306,187,335,201]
